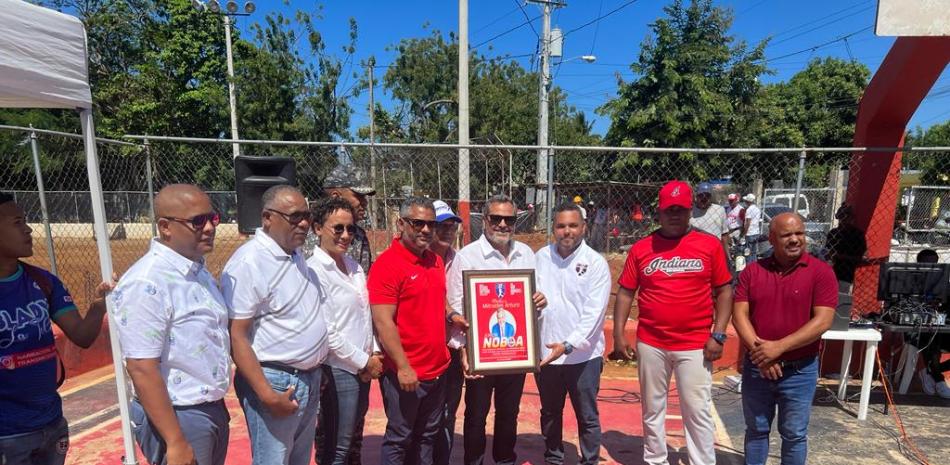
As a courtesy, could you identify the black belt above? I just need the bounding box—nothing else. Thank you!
[260,361,320,376]
[777,356,816,371]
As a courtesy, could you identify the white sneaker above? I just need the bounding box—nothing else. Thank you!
[919,369,937,395]
[936,381,950,399]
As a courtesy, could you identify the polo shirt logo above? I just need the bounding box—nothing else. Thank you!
[643,256,704,276]
[575,263,589,276]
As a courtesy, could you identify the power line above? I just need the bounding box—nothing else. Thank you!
[767,4,875,48]
[562,0,642,39]
[472,14,541,49]
[589,0,605,55]
[766,0,872,40]
[762,26,872,63]
[472,5,523,35]
[514,0,539,38]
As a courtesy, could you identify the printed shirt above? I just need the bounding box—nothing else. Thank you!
[745,204,763,236]
[367,239,449,380]
[112,239,231,406]
[0,264,76,436]
[690,204,729,238]
[307,247,374,375]
[726,204,745,232]
[735,253,838,360]
[535,241,611,365]
[618,230,733,351]
[222,228,329,370]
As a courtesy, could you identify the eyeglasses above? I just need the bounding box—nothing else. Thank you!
[329,224,358,235]
[161,212,220,231]
[486,214,517,226]
[435,221,460,232]
[402,217,437,231]
[266,208,313,225]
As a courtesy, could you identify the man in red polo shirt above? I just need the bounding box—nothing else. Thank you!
[368,197,450,465]
[732,212,836,465]
[611,180,733,465]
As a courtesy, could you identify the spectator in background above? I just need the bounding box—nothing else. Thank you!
[309,198,383,465]
[112,185,231,465]
[0,192,114,465]
[573,196,587,221]
[824,204,867,292]
[591,202,608,252]
[322,164,377,272]
[913,248,950,398]
[726,193,746,244]
[690,182,730,255]
[742,194,763,262]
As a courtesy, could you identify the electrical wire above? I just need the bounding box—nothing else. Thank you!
[561,0,643,40]
[472,15,541,50]
[514,0,539,38]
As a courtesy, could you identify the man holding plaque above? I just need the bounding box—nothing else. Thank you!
[446,194,547,465]
[611,181,733,465]
[535,202,612,465]
[368,197,450,465]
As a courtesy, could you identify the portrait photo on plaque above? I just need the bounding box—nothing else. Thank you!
[462,269,540,375]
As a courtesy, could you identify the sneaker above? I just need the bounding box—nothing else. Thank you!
[919,369,937,395]
[937,381,950,399]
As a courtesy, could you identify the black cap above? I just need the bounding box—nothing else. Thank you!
[323,163,376,196]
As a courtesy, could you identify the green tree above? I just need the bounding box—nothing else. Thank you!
[906,120,950,185]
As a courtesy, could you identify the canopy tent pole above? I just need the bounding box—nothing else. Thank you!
[81,109,138,465]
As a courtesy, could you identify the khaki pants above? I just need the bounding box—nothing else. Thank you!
[637,341,716,465]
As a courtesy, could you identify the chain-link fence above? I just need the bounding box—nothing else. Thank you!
[5,125,950,317]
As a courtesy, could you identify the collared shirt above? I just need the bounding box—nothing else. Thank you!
[535,241,611,365]
[111,239,230,406]
[735,253,838,361]
[221,228,329,370]
[618,230,732,351]
[745,204,763,236]
[307,247,373,375]
[446,234,537,317]
[367,239,449,380]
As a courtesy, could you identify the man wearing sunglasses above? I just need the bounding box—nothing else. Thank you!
[112,184,231,465]
[446,194,547,465]
[222,185,329,465]
[368,197,450,465]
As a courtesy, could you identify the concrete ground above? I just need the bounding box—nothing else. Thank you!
[62,362,948,465]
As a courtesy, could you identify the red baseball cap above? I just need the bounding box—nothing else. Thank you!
[658,180,692,210]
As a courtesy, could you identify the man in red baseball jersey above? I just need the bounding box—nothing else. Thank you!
[611,181,733,465]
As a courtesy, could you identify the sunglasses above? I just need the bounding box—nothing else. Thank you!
[486,214,517,226]
[266,208,313,225]
[162,212,220,231]
[329,224,358,235]
[402,217,438,231]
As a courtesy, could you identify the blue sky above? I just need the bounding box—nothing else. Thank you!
[236,0,949,138]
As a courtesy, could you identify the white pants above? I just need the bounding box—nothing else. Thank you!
[637,341,716,465]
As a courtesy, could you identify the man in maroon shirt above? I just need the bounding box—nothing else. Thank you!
[733,212,837,465]
[368,197,450,465]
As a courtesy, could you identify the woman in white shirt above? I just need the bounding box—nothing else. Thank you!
[308,197,382,465]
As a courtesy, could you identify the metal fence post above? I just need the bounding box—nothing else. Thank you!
[28,126,59,276]
[144,139,157,237]
[545,147,555,237]
[792,150,807,213]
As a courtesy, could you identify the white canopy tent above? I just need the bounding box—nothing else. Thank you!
[0,1,137,463]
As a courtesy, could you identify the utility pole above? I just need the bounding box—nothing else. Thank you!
[529,0,564,234]
[458,0,472,243]
[368,60,377,228]
[223,14,240,158]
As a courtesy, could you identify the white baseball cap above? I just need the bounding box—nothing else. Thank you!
[433,200,461,223]
[742,194,756,203]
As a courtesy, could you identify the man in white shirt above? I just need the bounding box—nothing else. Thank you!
[309,197,383,465]
[535,203,611,465]
[726,193,745,242]
[742,194,763,262]
[113,184,231,465]
[222,185,329,465]
[690,183,730,254]
[446,194,547,465]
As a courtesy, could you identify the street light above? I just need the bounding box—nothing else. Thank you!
[193,0,256,158]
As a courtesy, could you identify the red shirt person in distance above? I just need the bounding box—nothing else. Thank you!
[611,180,733,465]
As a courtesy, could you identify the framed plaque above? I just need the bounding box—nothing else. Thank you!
[462,269,540,375]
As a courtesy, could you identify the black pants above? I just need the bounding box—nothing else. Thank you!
[433,349,464,465]
[380,371,446,465]
[462,373,526,465]
[536,358,604,465]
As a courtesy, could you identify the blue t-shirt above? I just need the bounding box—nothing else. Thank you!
[0,264,76,436]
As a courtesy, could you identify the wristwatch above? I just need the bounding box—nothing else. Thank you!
[711,332,727,344]
[562,341,574,354]
[446,311,462,324]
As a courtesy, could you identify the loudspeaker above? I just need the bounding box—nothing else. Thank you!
[235,156,296,234]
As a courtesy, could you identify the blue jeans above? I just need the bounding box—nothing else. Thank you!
[742,356,818,465]
[317,366,370,465]
[746,234,763,262]
[380,371,446,465]
[131,399,229,465]
[0,417,69,465]
[536,358,603,465]
[236,365,323,465]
